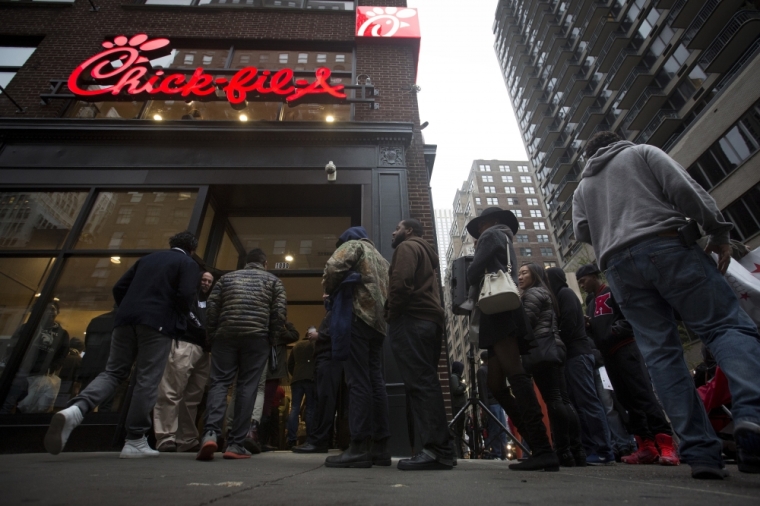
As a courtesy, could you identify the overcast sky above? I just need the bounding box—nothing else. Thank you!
[407,0,528,210]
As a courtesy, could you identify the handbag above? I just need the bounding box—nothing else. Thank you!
[477,232,522,314]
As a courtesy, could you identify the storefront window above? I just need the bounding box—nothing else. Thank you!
[1,257,138,415]
[0,192,88,250]
[75,191,198,250]
[216,230,241,271]
[196,205,215,260]
[0,257,56,380]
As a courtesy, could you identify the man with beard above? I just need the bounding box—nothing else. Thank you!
[386,219,453,470]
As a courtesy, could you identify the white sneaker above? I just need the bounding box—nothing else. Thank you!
[44,405,84,455]
[120,436,160,459]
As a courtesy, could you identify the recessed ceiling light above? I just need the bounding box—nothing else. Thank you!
[239,114,248,122]
[153,114,163,121]
[325,115,335,123]
[285,255,294,262]
[110,256,121,264]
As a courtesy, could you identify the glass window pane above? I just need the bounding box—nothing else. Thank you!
[143,99,281,121]
[216,230,240,270]
[66,98,144,119]
[282,103,350,122]
[231,50,352,71]
[75,191,198,250]
[228,216,351,270]
[0,192,88,250]
[0,257,56,382]
[0,47,36,67]
[196,205,215,260]
[1,256,139,414]
[0,71,16,90]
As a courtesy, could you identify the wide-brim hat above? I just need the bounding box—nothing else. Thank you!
[466,207,519,238]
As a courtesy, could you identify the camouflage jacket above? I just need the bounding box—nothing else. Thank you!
[323,239,390,335]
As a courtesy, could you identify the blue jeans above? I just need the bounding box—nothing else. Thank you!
[485,403,508,458]
[287,379,316,443]
[605,237,760,469]
[565,354,614,459]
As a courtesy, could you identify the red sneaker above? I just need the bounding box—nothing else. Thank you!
[656,433,680,466]
[621,436,659,465]
[196,433,218,462]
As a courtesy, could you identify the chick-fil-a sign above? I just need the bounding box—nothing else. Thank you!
[67,34,346,108]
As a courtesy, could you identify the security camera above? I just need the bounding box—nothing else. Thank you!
[325,161,337,182]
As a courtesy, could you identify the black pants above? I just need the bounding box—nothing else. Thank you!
[308,354,344,447]
[389,314,453,459]
[532,363,580,453]
[344,318,390,443]
[603,342,672,440]
[203,335,269,446]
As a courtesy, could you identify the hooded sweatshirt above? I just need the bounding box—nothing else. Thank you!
[572,141,732,269]
[386,236,445,329]
[546,268,594,358]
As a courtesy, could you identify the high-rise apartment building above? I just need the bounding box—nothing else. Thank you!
[494,0,760,270]
[443,159,559,374]
[435,209,454,275]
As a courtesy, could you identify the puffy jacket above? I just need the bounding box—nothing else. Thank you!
[521,286,556,342]
[206,262,287,340]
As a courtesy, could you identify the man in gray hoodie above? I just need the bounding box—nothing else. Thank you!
[572,131,760,480]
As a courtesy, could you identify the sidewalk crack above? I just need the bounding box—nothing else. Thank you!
[197,463,325,505]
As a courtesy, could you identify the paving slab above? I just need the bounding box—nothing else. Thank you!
[1,451,759,506]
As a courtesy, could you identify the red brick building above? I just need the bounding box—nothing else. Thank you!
[0,0,448,454]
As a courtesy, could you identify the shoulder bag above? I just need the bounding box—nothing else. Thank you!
[477,231,522,314]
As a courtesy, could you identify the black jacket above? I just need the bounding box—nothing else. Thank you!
[546,268,594,358]
[113,249,200,337]
[206,262,287,340]
[585,284,635,356]
[467,225,530,350]
[521,286,565,369]
[477,365,497,405]
[449,372,467,408]
[314,312,332,359]
[288,338,316,383]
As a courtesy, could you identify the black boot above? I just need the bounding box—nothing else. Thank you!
[493,388,526,436]
[325,439,372,468]
[566,403,585,467]
[507,374,559,472]
[370,437,391,466]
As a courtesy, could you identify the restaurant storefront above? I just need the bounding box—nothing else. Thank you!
[0,1,436,454]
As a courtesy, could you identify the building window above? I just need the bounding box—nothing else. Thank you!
[484,186,496,194]
[516,234,529,243]
[482,175,494,182]
[316,54,327,63]
[540,247,553,256]
[504,187,516,194]
[537,234,549,243]
[520,248,532,256]
[507,198,519,205]
[544,261,557,268]
[475,197,481,205]
[530,209,543,217]
[499,165,510,172]
[336,54,346,63]
[517,165,529,173]
[527,198,538,206]
[502,175,513,183]
[533,222,546,230]
[0,192,88,250]
[279,53,289,63]
[479,164,491,171]
[520,176,532,183]
[687,100,760,193]
[524,187,535,194]
[486,197,499,206]
[0,45,37,92]
[513,210,522,217]
[723,182,760,242]
[298,53,308,64]
[519,222,526,230]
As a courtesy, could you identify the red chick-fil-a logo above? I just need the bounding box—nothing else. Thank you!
[67,34,346,107]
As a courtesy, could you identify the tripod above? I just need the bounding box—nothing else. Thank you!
[448,347,530,459]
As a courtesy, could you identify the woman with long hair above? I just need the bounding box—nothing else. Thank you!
[466,207,559,472]
[518,262,583,467]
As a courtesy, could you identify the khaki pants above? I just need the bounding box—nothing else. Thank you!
[153,340,210,450]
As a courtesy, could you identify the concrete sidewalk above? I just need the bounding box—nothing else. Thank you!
[1,451,759,505]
